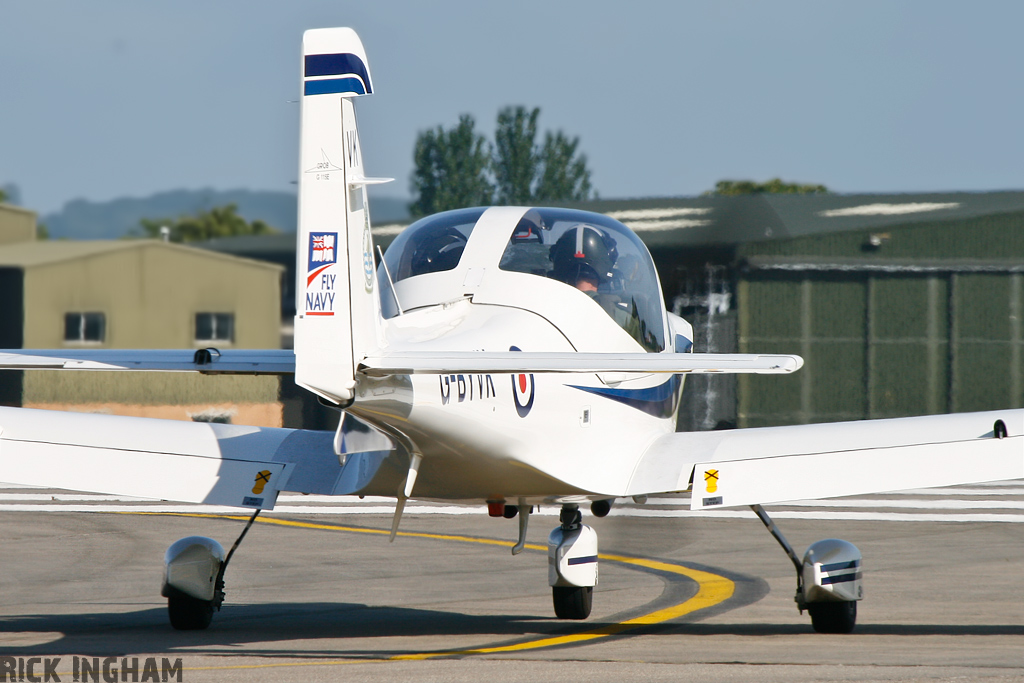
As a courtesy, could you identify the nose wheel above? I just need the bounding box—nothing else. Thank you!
[553,585,593,619]
[548,504,598,619]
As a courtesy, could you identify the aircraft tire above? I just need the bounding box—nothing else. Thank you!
[807,600,856,634]
[552,586,593,620]
[167,594,215,630]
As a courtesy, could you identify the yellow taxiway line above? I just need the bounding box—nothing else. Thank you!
[121,511,735,667]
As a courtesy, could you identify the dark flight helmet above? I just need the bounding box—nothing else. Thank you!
[549,224,618,285]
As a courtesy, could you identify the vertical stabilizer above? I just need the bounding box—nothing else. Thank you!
[294,28,391,404]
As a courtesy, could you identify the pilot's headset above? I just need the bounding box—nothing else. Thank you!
[549,224,618,287]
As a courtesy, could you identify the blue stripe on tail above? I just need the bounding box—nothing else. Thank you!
[304,53,372,94]
[304,78,367,97]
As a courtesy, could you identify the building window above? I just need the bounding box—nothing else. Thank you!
[64,312,106,343]
[195,313,234,343]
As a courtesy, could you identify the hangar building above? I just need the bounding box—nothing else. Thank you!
[0,205,285,425]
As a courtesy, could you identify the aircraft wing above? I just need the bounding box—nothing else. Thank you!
[0,349,295,374]
[359,351,803,376]
[626,409,1024,508]
[0,406,342,509]
[1,349,796,376]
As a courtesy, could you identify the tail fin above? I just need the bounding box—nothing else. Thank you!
[294,28,392,404]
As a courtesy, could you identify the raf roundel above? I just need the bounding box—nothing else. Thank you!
[509,346,535,417]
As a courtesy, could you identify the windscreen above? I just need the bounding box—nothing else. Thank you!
[383,207,486,283]
[498,208,665,352]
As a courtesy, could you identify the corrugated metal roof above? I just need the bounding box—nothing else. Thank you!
[0,239,284,270]
[561,190,1024,247]
[190,190,1024,256]
[0,203,38,220]
[198,233,297,256]
[744,255,1024,273]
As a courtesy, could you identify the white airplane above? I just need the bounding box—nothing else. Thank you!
[0,28,1020,635]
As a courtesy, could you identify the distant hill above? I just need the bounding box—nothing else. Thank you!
[1,183,22,205]
[41,189,412,239]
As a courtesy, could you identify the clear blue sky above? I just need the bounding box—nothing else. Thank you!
[2,1,1023,214]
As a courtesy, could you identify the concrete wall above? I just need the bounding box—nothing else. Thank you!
[23,371,282,426]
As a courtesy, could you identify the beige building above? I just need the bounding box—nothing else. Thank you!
[0,230,286,426]
[0,204,37,245]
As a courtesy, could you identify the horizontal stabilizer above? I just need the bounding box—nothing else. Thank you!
[625,409,1024,508]
[359,351,803,376]
[0,349,295,375]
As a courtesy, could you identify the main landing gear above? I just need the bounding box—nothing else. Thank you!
[752,505,862,633]
[160,509,260,630]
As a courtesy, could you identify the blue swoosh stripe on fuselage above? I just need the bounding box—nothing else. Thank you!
[304,78,367,97]
[305,53,373,93]
[569,375,681,418]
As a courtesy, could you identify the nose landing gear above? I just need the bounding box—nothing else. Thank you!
[548,504,599,619]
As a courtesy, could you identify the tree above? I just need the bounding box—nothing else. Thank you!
[535,130,593,202]
[409,115,494,217]
[493,106,540,204]
[410,107,595,214]
[492,106,594,204]
[709,178,829,196]
[137,204,278,243]
[0,188,7,203]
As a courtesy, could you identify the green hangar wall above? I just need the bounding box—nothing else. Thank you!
[736,210,1024,427]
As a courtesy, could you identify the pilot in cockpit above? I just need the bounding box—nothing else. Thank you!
[549,225,640,339]
[549,224,617,292]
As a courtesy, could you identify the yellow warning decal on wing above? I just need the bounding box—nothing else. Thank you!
[704,469,719,493]
[252,470,272,495]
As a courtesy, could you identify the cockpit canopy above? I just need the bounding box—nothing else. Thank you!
[381,207,666,352]
[383,207,484,282]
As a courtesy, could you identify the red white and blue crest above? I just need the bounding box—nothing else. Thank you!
[305,232,339,316]
[308,232,337,277]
